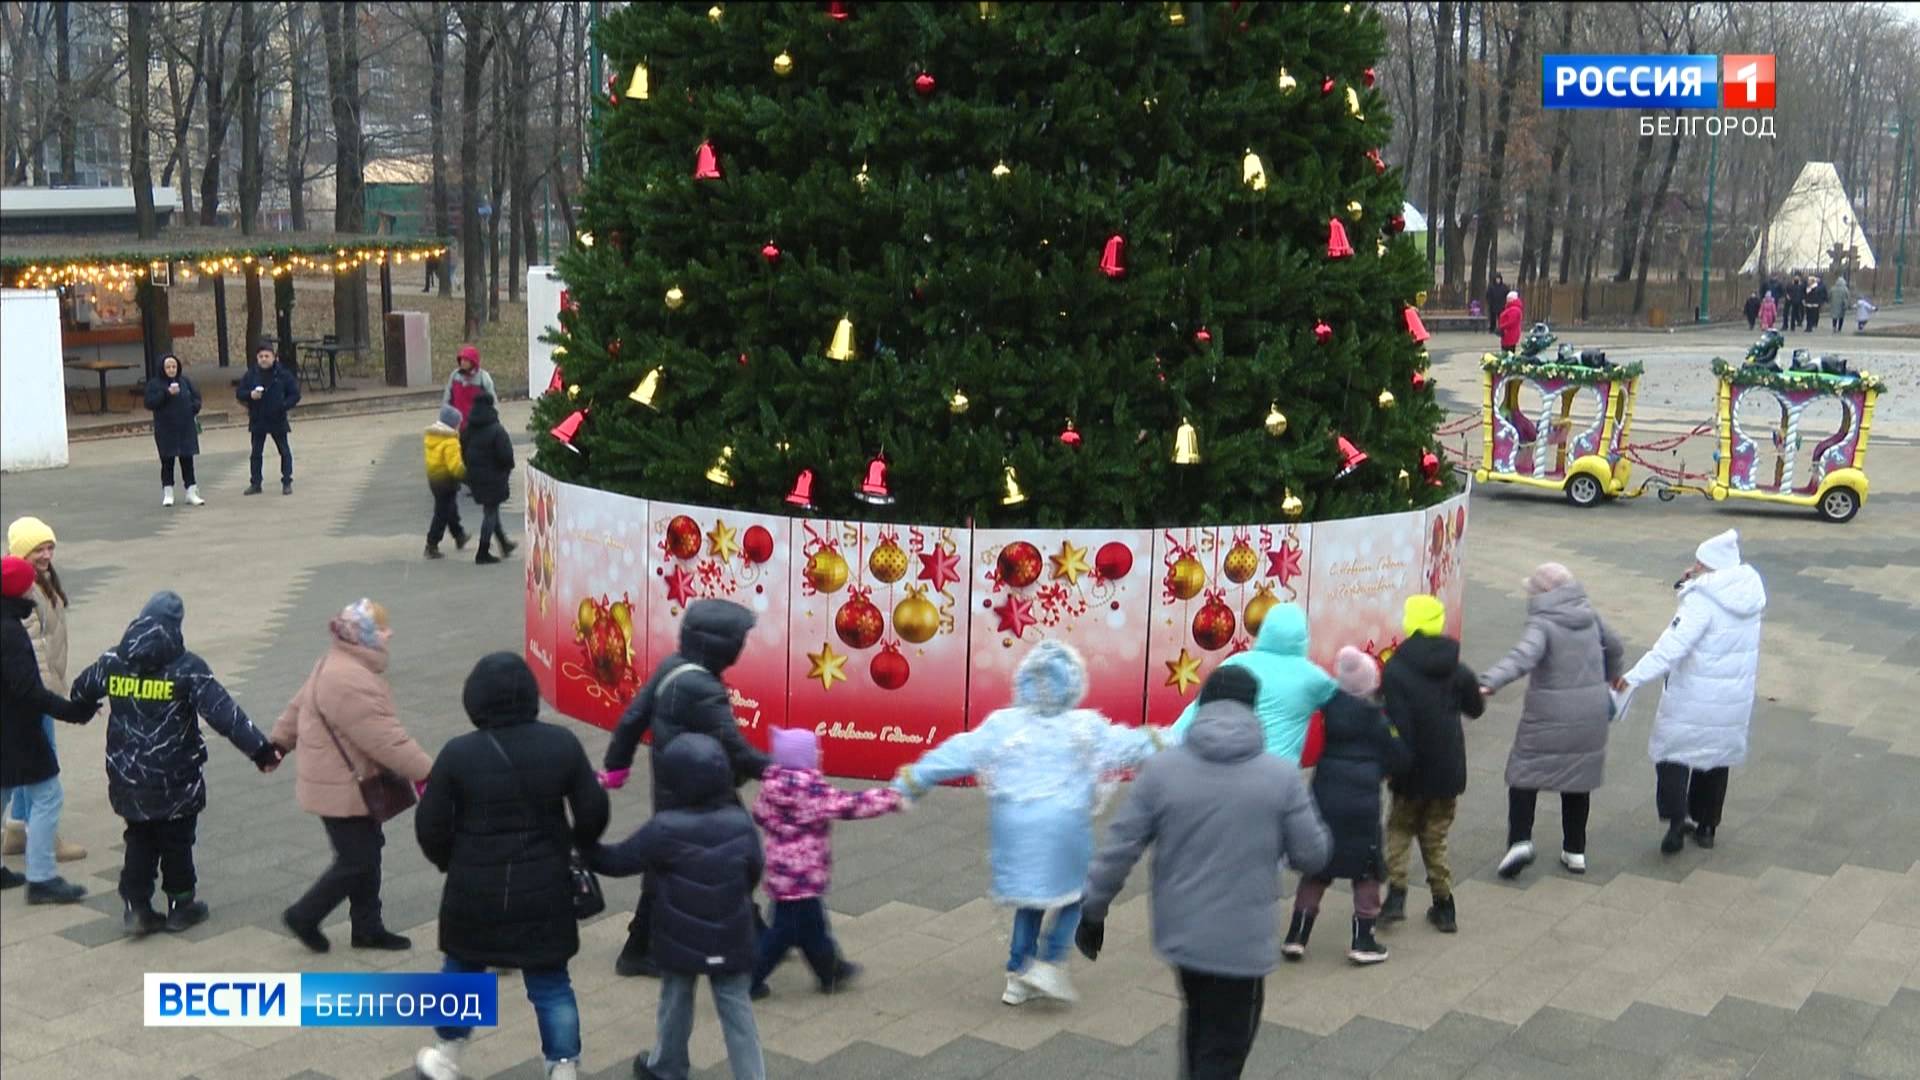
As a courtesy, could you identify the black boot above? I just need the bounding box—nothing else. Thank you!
[124,899,165,938]
[1426,894,1457,934]
[820,959,862,994]
[1661,821,1686,855]
[1693,826,1716,849]
[166,893,210,932]
[1282,910,1314,960]
[26,876,85,905]
[1349,917,1389,964]
[424,542,443,560]
[498,536,517,557]
[0,867,23,890]
[451,529,470,551]
[1379,885,1408,924]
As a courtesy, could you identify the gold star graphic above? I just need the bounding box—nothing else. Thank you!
[706,519,740,562]
[1164,647,1203,696]
[807,640,848,691]
[1049,540,1091,586]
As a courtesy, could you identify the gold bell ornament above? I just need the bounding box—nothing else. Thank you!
[1396,468,1412,492]
[1278,68,1298,93]
[1172,418,1201,465]
[949,388,970,414]
[991,160,1012,179]
[705,446,735,487]
[855,161,871,190]
[825,315,856,361]
[628,367,663,409]
[1243,150,1267,191]
[1282,489,1304,520]
[664,285,685,310]
[625,62,650,100]
[1001,465,1028,506]
[707,5,723,22]
[1264,403,1289,437]
[1378,389,1396,409]
[1166,2,1186,26]
[773,51,794,77]
[1347,86,1364,120]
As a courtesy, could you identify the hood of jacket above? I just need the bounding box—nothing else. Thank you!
[678,599,755,672]
[1528,583,1597,631]
[1013,639,1087,716]
[1,594,33,622]
[1184,700,1265,763]
[1252,603,1310,658]
[1319,690,1379,744]
[121,591,187,671]
[1393,633,1459,679]
[1685,563,1767,619]
[425,419,460,439]
[657,731,732,809]
[463,651,540,728]
[466,394,500,429]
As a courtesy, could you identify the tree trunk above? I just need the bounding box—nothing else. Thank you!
[429,0,452,297]
[458,2,493,340]
[507,4,532,304]
[1426,0,1451,277]
[1613,127,1655,282]
[1441,4,1470,292]
[1398,1,1421,195]
[286,1,307,231]
[322,0,369,350]
[487,34,505,324]
[198,4,235,225]
[1531,4,1576,286]
[128,2,154,235]
[1469,5,1530,303]
[55,1,72,183]
[1559,141,1582,284]
[1632,125,1685,314]
[237,2,261,235]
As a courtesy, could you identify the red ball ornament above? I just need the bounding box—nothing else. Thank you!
[1387,212,1407,235]
[1095,541,1133,582]
[738,352,750,366]
[608,338,623,358]
[1194,326,1212,345]
[1193,593,1237,652]
[760,242,782,264]
[1367,148,1387,175]
[914,72,936,96]
[870,642,910,691]
[1421,449,1443,485]
[835,590,884,650]
[665,515,702,560]
[742,525,775,564]
[1321,75,1336,95]
[1314,320,1334,345]
[1362,66,1377,88]
[1412,369,1429,391]
[997,541,1043,589]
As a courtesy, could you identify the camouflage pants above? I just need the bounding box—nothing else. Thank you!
[1385,794,1457,900]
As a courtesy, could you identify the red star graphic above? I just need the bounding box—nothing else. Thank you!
[1266,541,1303,588]
[664,564,697,607]
[918,545,962,593]
[994,594,1036,637]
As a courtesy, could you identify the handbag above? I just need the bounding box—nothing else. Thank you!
[484,733,605,920]
[310,659,418,824]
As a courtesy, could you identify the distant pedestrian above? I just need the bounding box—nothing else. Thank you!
[1480,563,1624,880]
[145,354,204,507]
[236,341,301,496]
[1485,273,1507,334]
[458,393,516,565]
[1618,531,1765,855]
[274,599,435,954]
[2,517,86,864]
[68,591,283,936]
[423,404,469,559]
[1758,291,1777,331]
[1857,295,1878,331]
[413,653,610,1080]
[1743,290,1761,331]
[1077,665,1331,1080]
[0,554,97,903]
[1786,273,1805,331]
[1803,276,1827,334]
[1497,291,1525,351]
[422,253,440,293]
[442,345,496,430]
[1829,277,1852,332]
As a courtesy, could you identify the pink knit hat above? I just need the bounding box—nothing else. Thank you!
[1524,562,1575,595]
[770,727,819,771]
[1334,646,1380,696]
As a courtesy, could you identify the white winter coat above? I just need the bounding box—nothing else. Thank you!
[1624,565,1767,769]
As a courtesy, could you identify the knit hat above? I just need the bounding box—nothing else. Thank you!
[1507,291,1520,302]
[771,727,820,771]
[1403,594,1446,638]
[438,404,463,428]
[1334,646,1381,696]
[0,556,34,598]
[458,344,481,364]
[331,598,389,649]
[6,516,55,559]
[140,590,185,626]
[1694,529,1741,571]
[1196,665,1260,708]
[1524,562,1575,595]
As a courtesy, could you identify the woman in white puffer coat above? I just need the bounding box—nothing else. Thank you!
[1618,529,1766,855]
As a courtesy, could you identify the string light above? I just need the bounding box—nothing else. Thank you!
[4,244,447,288]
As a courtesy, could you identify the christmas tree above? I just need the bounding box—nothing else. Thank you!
[534,1,1446,527]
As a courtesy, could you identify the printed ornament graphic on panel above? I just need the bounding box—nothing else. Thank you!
[1146,522,1313,726]
[1423,490,1471,639]
[1306,509,1426,671]
[552,483,648,731]
[786,522,970,780]
[966,529,1153,731]
[644,501,792,746]
[524,469,562,704]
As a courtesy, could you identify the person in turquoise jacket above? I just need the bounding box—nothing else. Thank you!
[1170,602,1337,763]
[893,639,1168,1009]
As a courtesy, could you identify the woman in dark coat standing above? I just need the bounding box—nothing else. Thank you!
[457,394,516,565]
[145,354,204,507]
[1480,563,1624,880]
[413,653,609,1080]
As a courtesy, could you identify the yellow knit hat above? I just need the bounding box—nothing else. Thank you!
[1403,594,1446,638]
[6,516,55,559]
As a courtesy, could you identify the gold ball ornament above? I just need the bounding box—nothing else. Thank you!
[1168,553,1206,601]
[868,538,909,584]
[1282,489,1305,520]
[1264,403,1289,437]
[893,587,940,645]
[806,548,850,594]
[1224,541,1259,584]
[567,383,580,399]
[707,5,723,22]
[1278,67,1298,93]
[1244,584,1280,637]
[665,285,685,310]
[1416,290,1429,307]
[772,51,794,77]
[1378,389,1396,409]
[1347,200,1364,220]
[949,388,970,414]
[855,162,871,190]
[1397,468,1412,491]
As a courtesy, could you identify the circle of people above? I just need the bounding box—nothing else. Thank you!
[0,514,1765,1080]
[1744,271,1877,334]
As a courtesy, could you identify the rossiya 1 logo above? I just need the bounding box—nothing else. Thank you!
[1542,54,1774,110]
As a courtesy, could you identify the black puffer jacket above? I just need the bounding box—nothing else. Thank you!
[591,733,763,976]
[1309,691,1412,881]
[144,373,202,458]
[605,599,770,810]
[234,362,301,435]
[1382,635,1485,800]
[459,395,515,505]
[68,592,276,821]
[1,595,93,788]
[416,652,610,971]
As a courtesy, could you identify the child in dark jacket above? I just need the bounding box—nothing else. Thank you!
[751,727,901,999]
[1283,647,1411,965]
[592,732,764,1080]
[459,394,516,565]
[68,591,282,936]
[1380,596,1485,934]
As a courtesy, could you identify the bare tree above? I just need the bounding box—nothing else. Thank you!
[286,1,309,230]
[457,0,494,339]
[198,3,238,224]
[1469,2,1532,298]
[1440,5,1470,291]
[56,1,73,183]
[129,1,154,235]
[323,0,371,349]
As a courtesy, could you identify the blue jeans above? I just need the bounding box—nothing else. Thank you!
[648,972,764,1080]
[433,956,579,1064]
[0,777,63,882]
[1007,901,1082,972]
[9,716,54,822]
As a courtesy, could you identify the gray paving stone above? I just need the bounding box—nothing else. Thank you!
[1238,1021,1322,1075]
[895,1034,1021,1080]
[805,1040,923,1080]
[1653,1037,1763,1080]
[1461,1045,1579,1079]
[1788,991,1883,1048]
[1749,1035,1865,1080]
[1592,1003,1700,1059]
[1851,1033,1920,1080]
[1691,995,1793,1053]
[1407,1012,1515,1063]
[1303,1015,1421,1075]
[1508,1006,1606,1066]
[1098,1024,1181,1080]
[983,1031,1115,1078]
[1561,1044,1661,1080]
[1376,1046,1476,1080]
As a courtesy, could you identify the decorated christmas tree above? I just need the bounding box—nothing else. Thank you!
[534,0,1446,527]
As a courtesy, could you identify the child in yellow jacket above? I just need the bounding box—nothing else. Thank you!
[424,405,469,559]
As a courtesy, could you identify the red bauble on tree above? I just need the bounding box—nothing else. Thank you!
[914,71,936,96]
[1314,320,1334,344]
[997,541,1043,588]
[665,515,703,559]
[835,588,884,650]
[1387,212,1407,234]
[870,642,910,690]
[1095,541,1134,582]
[1367,148,1387,175]
[1194,326,1213,345]
[741,525,775,564]
[1362,66,1377,88]
[1321,75,1336,94]
[760,242,782,264]
[1193,591,1237,651]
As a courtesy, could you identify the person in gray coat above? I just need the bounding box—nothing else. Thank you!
[1076,667,1330,1080]
[1480,563,1624,879]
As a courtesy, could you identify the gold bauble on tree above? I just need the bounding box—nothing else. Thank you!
[893,585,940,644]
[772,51,794,76]
[1282,489,1305,520]
[707,5,723,22]
[1347,200,1364,220]
[1264,403,1289,437]
[1378,389,1396,409]
[665,285,685,310]
[1243,150,1267,191]
[949,388,970,414]
[1277,67,1298,93]
[1168,553,1206,600]
[1416,290,1429,307]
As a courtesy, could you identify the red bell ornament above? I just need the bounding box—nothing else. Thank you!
[1327,217,1354,259]
[693,140,722,180]
[1404,306,1432,344]
[550,410,586,452]
[1100,234,1126,278]
[1367,148,1387,175]
[1059,420,1082,447]
[546,367,564,394]
[855,455,895,505]
[1412,369,1429,391]
[1335,435,1369,478]
[828,0,849,19]
[785,469,817,509]
[1314,320,1334,345]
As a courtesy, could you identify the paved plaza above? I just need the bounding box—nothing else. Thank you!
[2,332,1919,1079]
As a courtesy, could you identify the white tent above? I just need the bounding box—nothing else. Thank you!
[1401,202,1428,233]
[1740,162,1876,275]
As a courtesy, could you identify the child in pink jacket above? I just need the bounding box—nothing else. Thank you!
[750,727,901,999]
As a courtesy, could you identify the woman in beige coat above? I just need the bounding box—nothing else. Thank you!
[272,600,434,952]
[3,516,85,862]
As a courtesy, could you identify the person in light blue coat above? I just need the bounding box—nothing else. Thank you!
[1170,602,1337,764]
[893,639,1168,1008]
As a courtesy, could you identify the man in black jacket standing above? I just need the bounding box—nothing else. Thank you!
[1484,273,1507,334]
[0,556,95,902]
[602,598,771,976]
[236,341,301,496]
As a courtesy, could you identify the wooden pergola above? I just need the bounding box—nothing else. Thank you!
[0,229,446,378]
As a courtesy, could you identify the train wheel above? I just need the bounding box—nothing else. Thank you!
[1564,474,1603,508]
[1817,487,1860,524]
